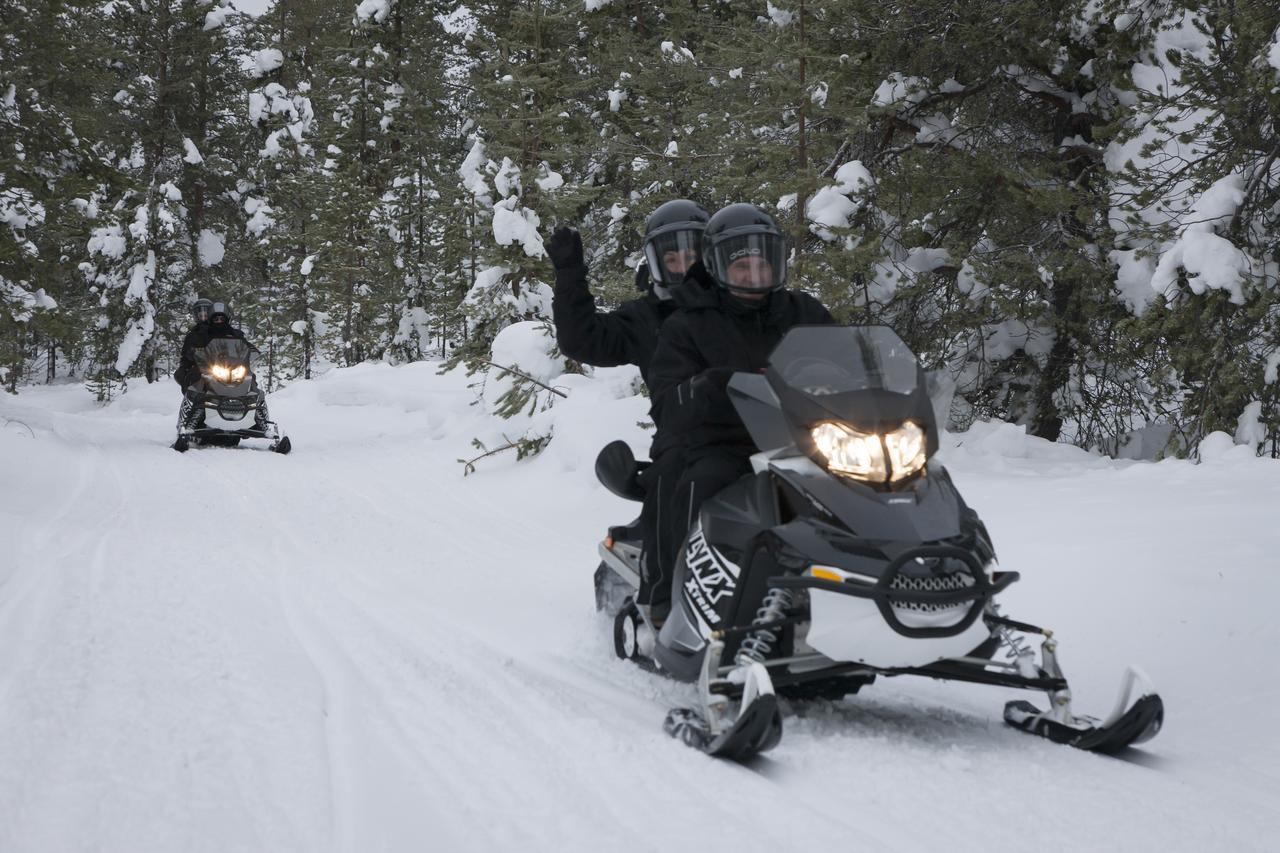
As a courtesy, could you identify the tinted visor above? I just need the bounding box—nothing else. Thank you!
[643,229,702,287]
[194,305,210,322]
[711,232,788,293]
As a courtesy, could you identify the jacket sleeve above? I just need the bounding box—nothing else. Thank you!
[175,329,199,383]
[551,265,638,368]
[648,316,720,435]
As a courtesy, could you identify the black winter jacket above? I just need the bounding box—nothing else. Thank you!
[175,322,247,386]
[648,272,835,457]
[552,263,675,387]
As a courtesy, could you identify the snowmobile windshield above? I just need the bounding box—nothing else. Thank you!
[769,326,919,397]
[197,337,251,368]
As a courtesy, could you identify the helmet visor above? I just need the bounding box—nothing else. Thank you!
[712,233,788,294]
[644,229,703,287]
[193,300,212,323]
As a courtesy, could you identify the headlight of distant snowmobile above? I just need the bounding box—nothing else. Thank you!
[811,421,927,484]
[230,365,247,382]
[209,364,232,382]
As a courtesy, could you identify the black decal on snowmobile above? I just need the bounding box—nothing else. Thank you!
[683,527,738,630]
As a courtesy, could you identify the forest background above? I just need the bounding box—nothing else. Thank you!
[3,0,1279,459]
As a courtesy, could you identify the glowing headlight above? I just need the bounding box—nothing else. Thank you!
[209,364,231,382]
[811,421,927,484]
[230,365,247,382]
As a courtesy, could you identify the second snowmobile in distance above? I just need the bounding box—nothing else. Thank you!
[174,337,291,454]
[595,325,1163,761]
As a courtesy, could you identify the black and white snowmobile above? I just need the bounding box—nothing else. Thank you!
[174,338,291,454]
[594,325,1162,761]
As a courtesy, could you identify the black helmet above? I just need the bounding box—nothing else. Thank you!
[210,301,230,324]
[703,203,789,297]
[643,199,710,291]
[192,298,213,324]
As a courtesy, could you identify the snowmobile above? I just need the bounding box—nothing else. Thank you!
[173,337,291,454]
[594,325,1162,761]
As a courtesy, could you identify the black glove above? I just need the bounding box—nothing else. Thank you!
[547,226,584,271]
[692,366,736,396]
[634,263,651,292]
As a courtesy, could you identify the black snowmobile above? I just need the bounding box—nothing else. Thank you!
[594,325,1162,761]
[174,337,291,454]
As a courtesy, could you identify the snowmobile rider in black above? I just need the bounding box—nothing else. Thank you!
[175,300,245,390]
[549,200,711,614]
[648,203,835,613]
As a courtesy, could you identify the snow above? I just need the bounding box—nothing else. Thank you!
[534,165,564,192]
[196,229,225,267]
[202,5,229,30]
[0,366,1277,851]
[490,196,545,258]
[1270,33,1280,73]
[584,0,615,10]
[607,88,625,112]
[299,254,315,276]
[872,72,929,108]
[251,48,284,78]
[355,0,390,23]
[458,138,490,199]
[765,2,794,26]
[181,137,204,165]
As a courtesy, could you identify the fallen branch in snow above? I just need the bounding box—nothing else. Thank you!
[459,433,552,476]
[476,359,568,398]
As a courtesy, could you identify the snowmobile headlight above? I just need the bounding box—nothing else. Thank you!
[230,365,248,382]
[209,364,232,382]
[811,421,927,484]
[885,421,927,482]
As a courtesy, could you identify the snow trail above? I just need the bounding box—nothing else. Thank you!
[1,365,1277,851]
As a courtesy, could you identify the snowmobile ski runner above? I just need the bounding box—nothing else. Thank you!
[594,325,1163,761]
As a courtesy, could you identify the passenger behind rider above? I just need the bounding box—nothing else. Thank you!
[548,201,710,612]
[647,204,836,612]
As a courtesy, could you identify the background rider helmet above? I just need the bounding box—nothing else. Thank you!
[192,298,213,324]
[210,302,230,325]
[703,203,789,301]
[642,199,710,298]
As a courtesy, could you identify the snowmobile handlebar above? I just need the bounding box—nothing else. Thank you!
[769,544,1020,639]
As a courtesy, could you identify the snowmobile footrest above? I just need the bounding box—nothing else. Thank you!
[1004,694,1163,755]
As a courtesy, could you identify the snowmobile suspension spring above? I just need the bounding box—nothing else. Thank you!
[998,624,1032,663]
[736,587,794,666]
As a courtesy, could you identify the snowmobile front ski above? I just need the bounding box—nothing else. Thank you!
[1004,664,1163,754]
[663,639,782,762]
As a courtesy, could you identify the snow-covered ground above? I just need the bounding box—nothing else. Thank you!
[1,363,1277,852]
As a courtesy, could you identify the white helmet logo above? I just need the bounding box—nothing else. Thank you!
[728,247,763,261]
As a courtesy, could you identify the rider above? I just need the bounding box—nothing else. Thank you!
[648,204,836,598]
[549,201,710,612]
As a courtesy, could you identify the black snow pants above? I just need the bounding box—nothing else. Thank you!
[637,446,684,610]
[661,447,754,605]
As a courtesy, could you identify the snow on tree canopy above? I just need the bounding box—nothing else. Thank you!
[491,197,545,258]
[114,251,157,375]
[1150,172,1251,305]
[458,139,491,199]
[251,49,284,78]
[805,161,873,237]
[766,2,794,26]
[202,5,229,31]
[584,0,616,10]
[872,73,930,108]
[355,0,391,23]
[197,229,225,267]
[535,164,564,191]
[182,138,204,165]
